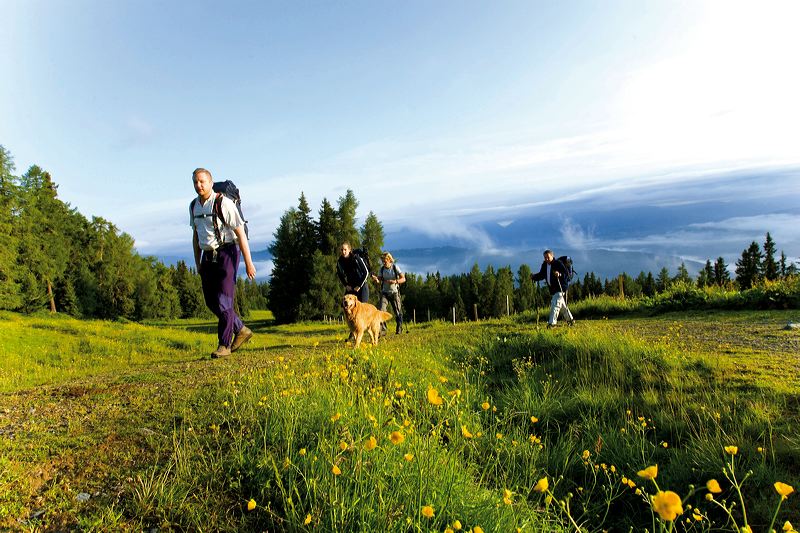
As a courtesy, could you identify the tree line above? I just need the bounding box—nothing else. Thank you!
[0,145,267,320]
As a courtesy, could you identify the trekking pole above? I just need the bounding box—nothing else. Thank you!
[535,281,541,330]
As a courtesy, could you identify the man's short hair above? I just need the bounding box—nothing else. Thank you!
[543,249,553,256]
[193,168,213,181]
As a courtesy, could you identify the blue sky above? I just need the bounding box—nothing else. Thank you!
[2,1,799,275]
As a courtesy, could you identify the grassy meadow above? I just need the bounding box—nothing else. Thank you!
[1,308,798,532]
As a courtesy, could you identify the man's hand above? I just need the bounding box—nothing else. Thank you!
[554,271,561,277]
[245,261,256,280]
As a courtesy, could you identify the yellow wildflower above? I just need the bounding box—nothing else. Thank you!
[445,529,454,533]
[304,513,312,525]
[783,521,793,532]
[332,464,341,475]
[299,448,307,456]
[339,441,348,452]
[724,445,738,455]
[404,453,414,461]
[693,511,703,522]
[331,412,341,422]
[438,376,448,383]
[395,390,406,398]
[627,479,636,489]
[503,488,513,505]
[651,490,683,522]
[461,425,473,439]
[390,431,405,445]
[453,519,462,530]
[364,436,377,451]
[637,465,658,480]
[775,482,795,499]
[530,416,539,423]
[533,477,549,493]
[581,449,590,460]
[427,387,443,406]
[421,505,435,518]
[481,401,490,410]
[247,499,256,511]
[705,493,714,501]
[449,388,461,397]
[474,526,485,533]
[496,433,504,440]
[621,477,628,485]
[706,479,722,493]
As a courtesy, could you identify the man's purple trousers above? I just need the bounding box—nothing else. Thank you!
[200,244,244,347]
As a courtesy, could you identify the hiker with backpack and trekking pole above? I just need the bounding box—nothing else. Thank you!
[336,242,371,303]
[531,249,576,328]
[372,251,406,336]
[190,168,256,358]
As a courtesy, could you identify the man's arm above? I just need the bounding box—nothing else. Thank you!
[531,263,546,282]
[192,229,202,271]
[233,225,257,280]
[355,256,370,288]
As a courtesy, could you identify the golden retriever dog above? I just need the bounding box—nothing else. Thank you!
[342,294,392,347]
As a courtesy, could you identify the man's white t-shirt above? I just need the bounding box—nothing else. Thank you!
[190,194,245,251]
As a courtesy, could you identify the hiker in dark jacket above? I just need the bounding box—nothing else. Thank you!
[531,249,575,327]
[336,242,370,302]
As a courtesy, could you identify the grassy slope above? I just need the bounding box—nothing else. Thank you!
[1,309,798,531]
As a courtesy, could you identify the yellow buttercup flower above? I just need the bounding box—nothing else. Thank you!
[503,488,513,505]
[724,445,738,455]
[452,519,462,530]
[782,521,793,532]
[390,431,405,445]
[299,447,307,456]
[775,482,795,499]
[395,390,406,398]
[533,477,549,493]
[438,376,448,383]
[339,440,348,451]
[530,416,539,423]
[364,436,377,451]
[651,490,683,521]
[637,465,658,480]
[474,526,485,533]
[404,453,414,461]
[427,387,444,406]
[461,425,473,439]
[421,505,435,518]
[304,513,312,525]
[481,401,490,410]
[706,479,722,493]
[332,464,342,475]
[581,449,590,460]
[247,499,256,511]
[331,412,341,422]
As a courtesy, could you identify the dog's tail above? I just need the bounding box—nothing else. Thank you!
[380,311,392,321]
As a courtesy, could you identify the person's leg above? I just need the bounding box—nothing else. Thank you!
[217,246,243,347]
[357,284,369,303]
[548,292,562,326]
[560,294,575,324]
[378,293,389,335]
[391,292,403,333]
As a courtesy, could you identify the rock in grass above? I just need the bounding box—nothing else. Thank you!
[76,492,91,502]
[784,322,799,330]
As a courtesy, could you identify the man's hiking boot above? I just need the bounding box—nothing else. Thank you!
[231,326,253,352]
[567,319,576,327]
[211,345,232,358]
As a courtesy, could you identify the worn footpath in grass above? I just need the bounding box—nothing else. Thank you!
[1,309,798,531]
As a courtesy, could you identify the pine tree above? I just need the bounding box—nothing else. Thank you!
[762,232,778,281]
[494,266,515,315]
[779,251,788,279]
[673,262,692,285]
[697,260,714,288]
[735,241,763,290]
[714,257,730,286]
[268,208,301,323]
[656,267,671,292]
[300,251,341,320]
[479,265,497,318]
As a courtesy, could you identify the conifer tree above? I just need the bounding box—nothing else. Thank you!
[360,211,384,276]
[494,266,515,315]
[268,207,301,323]
[336,189,360,247]
[735,241,762,290]
[317,198,339,255]
[0,145,20,310]
[714,257,730,286]
[479,265,496,318]
[697,260,714,287]
[762,232,778,281]
[300,250,341,320]
[515,264,536,313]
[656,267,671,292]
[779,251,788,279]
[673,262,692,285]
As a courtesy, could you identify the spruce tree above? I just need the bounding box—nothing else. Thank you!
[714,257,730,286]
[268,208,301,323]
[779,251,787,279]
[515,264,536,313]
[735,241,763,290]
[698,260,714,287]
[673,262,692,285]
[360,211,384,276]
[0,145,20,310]
[656,267,671,292]
[494,266,515,315]
[762,232,778,281]
[317,198,339,255]
[336,189,360,247]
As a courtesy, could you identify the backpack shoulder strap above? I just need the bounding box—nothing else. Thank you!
[393,264,400,278]
[212,193,224,243]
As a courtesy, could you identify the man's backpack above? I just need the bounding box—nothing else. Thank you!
[351,247,372,274]
[557,255,575,282]
[190,180,249,242]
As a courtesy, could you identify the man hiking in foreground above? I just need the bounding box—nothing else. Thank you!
[190,168,257,358]
[531,249,575,328]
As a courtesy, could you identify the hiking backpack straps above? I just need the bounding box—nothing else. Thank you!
[191,193,224,245]
[556,255,575,282]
